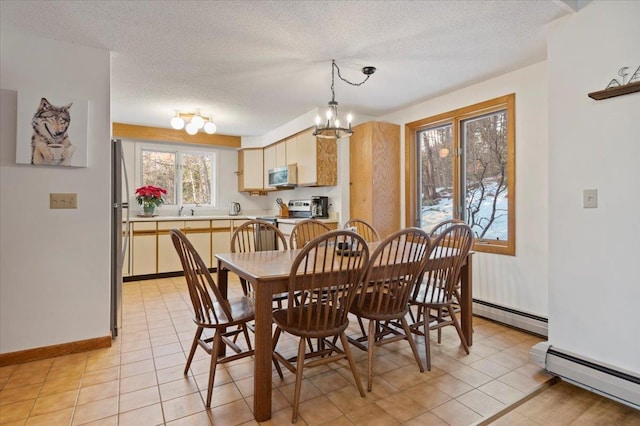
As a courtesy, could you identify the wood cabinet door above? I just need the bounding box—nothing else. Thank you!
[239,148,264,191]
[285,136,298,167]
[132,222,157,275]
[157,221,185,273]
[296,130,318,185]
[276,141,287,167]
[263,144,276,188]
[185,220,212,268]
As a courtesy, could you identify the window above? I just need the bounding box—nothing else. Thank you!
[139,145,217,207]
[405,94,515,255]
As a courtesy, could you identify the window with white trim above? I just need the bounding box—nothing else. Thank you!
[139,145,217,207]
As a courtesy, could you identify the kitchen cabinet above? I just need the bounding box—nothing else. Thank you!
[263,144,276,190]
[131,221,157,276]
[157,221,185,273]
[238,148,265,192]
[185,221,212,267]
[211,220,232,260]
[276,141,286,167]
[295,129,337,186]
[350,121,400,239]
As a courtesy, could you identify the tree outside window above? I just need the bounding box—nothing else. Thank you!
[407,94,515,255]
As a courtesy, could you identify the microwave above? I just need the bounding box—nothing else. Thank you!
[268,164,297,188]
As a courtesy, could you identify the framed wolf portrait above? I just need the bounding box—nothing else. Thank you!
[16,91,89,167]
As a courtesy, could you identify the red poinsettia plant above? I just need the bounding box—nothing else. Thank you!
[135,185,167,208]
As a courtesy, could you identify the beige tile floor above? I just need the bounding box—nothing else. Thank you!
[0,275,589,425]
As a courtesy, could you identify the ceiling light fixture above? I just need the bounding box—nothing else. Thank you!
[170,110,217,135]
[313,59,376,139]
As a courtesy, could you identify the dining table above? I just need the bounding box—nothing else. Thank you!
[216,243,473,422]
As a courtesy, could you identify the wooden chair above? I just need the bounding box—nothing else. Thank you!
[289,218,330,249]
[231,219,288,305]
[272,230,369,423]
[429,218,465,237]
[170,229,255,408]
[408,224,474,370]
[344,218,381,243]
[348,227,431,391]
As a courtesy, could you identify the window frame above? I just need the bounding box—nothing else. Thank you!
[405,94,516,255]
[137,143,218,208]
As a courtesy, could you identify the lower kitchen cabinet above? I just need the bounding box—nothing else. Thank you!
[131,221,157,276]
[212,220,232,261]
[157,221,187,273]
[127,219,239,278]
[185,221,212,267]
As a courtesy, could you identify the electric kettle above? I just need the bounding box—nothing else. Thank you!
[229,202,241,216]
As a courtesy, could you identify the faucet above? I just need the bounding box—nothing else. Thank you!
[178,206,184,216]
[190,208,195,216]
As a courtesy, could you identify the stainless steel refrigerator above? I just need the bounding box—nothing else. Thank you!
[110,138,131,337]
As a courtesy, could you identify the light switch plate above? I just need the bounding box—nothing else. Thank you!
[583,189,597,208]
[50,193,78,209]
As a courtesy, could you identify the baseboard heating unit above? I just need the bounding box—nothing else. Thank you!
[531,342,640,409]
[473,299,548,337]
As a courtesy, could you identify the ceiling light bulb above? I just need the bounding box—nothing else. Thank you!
[171,115,185,130]
[315,116,321,126]
[347,113,353,123]
[185,122,198,135]
[203,121,217,134]
[191,114,205,129]
[326,109,332,120]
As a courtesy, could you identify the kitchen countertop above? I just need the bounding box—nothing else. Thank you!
[125,215,338,224]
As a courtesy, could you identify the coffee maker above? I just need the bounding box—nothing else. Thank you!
[311,196,329,218]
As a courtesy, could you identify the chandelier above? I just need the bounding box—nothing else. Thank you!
[170,110,217,135]
[313,59,376,139]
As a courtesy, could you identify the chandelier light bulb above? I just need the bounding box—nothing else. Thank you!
[335,119,341,127]
[326,109,332,120]
[347,113,353,124]
[190,114,205,129]
[315,116,321,126]
[185,122,199,135]
[203,120,217,134]
[170,115,185,130]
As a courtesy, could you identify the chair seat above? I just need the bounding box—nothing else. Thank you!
[410,283,450,308]
[273,305,349,339]
[350,292,409,321]
[197,296,254,328]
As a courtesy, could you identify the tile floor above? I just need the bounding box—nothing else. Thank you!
[1,276,558,425]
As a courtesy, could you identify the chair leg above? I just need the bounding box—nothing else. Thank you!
[339,332,365,397]
[272,327,284,379]
[240,278,249,296]
[242,323,252,351]
[367,319,376,392]
[206,331,222,407]
[184,327,203,375]
[292,337,307,423]
[423,317,432,371]
[400,316,424,372]
[437,307,443,344]
[448,306,470,354]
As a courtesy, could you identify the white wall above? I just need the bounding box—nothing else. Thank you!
[380,62,549,318]
[547,1,640,373]
[0,31,111,352]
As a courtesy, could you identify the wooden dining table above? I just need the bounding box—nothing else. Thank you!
[216,244,473,422]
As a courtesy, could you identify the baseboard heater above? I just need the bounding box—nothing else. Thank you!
[472,299,548,337]
[531,343,640,409]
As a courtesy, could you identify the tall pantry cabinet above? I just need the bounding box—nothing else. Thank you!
[349,121,401,239]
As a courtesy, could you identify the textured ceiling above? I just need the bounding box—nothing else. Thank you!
[0,1,574,137]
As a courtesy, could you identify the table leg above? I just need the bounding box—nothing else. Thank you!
[216,260,228,357]
[460,254,473,346]
[253,281,273,421]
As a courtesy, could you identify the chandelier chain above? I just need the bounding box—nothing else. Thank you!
[330,60,372,102]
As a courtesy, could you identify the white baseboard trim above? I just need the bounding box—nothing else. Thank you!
[472,299,548,337]
[531,343,640,409]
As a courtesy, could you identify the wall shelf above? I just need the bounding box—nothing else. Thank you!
[588,81,640,100]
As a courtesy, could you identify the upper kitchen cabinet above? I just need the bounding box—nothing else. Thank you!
[263,141,287,189]
[349,121,400,239]
[295,129,337,186]
[237,148,265,192]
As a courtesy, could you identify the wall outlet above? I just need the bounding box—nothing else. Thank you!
[583,189,597,208]
[50,193,78,209]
